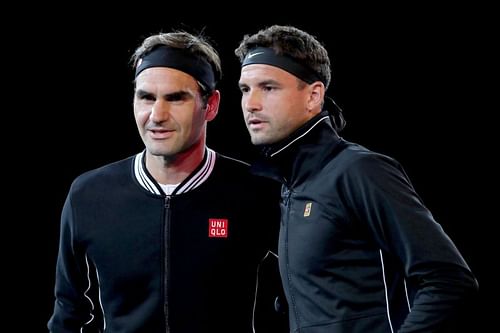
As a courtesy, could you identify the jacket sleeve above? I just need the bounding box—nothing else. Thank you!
[253,251,289,333]
[342,153,479,332]
[48,188,96,332]
[252,177,289,333]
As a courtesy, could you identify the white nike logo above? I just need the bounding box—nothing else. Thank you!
[247,51,264,59]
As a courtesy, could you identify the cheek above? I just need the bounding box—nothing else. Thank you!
[134,107,150,126]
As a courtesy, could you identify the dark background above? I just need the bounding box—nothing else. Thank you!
[11,3,491,331]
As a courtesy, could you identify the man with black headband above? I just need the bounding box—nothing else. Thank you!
[48,31,287,332]
[235,25,478,332]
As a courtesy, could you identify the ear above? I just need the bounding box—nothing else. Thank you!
[307,82,325,114]
[205,90,220,122]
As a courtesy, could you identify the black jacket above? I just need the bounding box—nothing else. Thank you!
[48,148,287,333]
[251,112,478,333]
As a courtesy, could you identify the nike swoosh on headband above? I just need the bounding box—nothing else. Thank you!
[247,51,264,59]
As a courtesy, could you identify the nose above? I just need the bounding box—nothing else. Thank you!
[150,101,170,123]
[243,89,262,113]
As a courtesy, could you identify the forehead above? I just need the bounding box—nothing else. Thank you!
[239,64,298,84]
[136,67,197,89]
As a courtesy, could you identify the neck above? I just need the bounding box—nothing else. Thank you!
[146,142,206,185]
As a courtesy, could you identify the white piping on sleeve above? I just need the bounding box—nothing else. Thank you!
[379,249,395,333]
[81,255,96,332]
[96,268,106,330]
[403,278,411,312]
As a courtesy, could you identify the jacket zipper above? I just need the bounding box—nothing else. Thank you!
[164,195,171,332]
[283,185,300,330]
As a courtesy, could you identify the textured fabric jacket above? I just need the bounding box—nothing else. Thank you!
[48,148,287,333]
[251,112,478,333]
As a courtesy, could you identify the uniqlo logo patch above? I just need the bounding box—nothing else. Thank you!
[208,218,229,238]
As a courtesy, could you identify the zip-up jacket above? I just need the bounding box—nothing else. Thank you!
[48,148,287,333]
[251,112,479,332]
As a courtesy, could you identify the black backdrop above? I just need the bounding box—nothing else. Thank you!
[12,4,490,331]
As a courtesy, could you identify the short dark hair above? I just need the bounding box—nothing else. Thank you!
[235,25,331,89]
[132,31,222,95]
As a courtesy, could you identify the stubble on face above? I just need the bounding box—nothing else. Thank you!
[240,65,312,146]
[134,67,206,161]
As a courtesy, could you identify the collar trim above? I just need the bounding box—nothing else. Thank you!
[133,148,216,195]
[270,116,329,157]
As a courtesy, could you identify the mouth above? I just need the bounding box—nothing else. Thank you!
[248,117,265,125]
[148,128,175,139]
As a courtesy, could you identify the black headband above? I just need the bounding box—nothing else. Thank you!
[241,47,324,85]
[135,45,216,91]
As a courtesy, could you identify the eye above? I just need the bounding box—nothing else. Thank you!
[166,92,186,102]
[142,94,155,101]
[136,91,155,101]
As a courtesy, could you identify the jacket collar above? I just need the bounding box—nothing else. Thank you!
[251,111,344,185]
[133,148,216,195]
[261,113,331,158]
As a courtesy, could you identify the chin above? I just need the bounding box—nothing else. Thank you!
[147,146,176,158]
[250,136,271,146]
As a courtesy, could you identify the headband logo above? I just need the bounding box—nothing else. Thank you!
[242,47,323,85]
[247,51,264,59]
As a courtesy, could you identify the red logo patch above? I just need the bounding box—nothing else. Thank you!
[208,218,228,238]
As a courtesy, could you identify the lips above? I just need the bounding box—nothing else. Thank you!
[248,117,265,125]
[249,119,261,125]
[148,128,174,139]
[247,118,267,131]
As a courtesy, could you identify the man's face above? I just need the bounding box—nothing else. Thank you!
[134,67,208,159]
[238,64,316,145]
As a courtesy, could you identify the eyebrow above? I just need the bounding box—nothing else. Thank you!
[135,89,193,100]
[238,79,281,89]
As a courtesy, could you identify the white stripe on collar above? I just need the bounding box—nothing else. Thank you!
[134,151,161,195]
[270,116,329,157]
[133,148,216,195]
